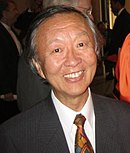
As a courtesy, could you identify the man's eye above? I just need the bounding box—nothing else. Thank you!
[78,43,84,48]
[53,48,61,53]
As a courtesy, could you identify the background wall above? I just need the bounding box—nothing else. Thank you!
[126,0,130,13]
[92,0,130,27]
[13,0,30,13]
[13,0,101,23]
[13,0,130,24]
[92,0,101,24]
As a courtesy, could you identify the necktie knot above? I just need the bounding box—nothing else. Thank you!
[74,114,86,128]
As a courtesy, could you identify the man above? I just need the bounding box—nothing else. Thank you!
[105,0,130,80]
[0,0,20,123]
[17,0,93,111]
[110,0,130,55]
[0,5,130,153]
[14,0,43,42]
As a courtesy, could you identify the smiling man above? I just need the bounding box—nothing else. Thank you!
[0,5,130,153]
[33,9,96,111]
[17,0,94,112]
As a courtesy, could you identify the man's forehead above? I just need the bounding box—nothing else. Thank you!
[40,13,85,28]
[36,12,92,38]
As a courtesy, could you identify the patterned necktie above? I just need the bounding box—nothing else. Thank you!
[74,114,94,153]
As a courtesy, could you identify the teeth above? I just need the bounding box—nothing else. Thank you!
[64,71,83,78]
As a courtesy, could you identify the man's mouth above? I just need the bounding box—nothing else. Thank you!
[64,71,83,79]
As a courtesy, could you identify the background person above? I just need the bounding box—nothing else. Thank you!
[0,5,130,153]
[114,33,130,103]
[97,21,112,55]
[97,21,112,79]
[0,0,21,124]
[14,0,43,43]
[43,0,93,19]
[105,0,130,80]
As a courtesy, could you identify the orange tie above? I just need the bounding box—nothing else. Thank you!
[74,114,94,153]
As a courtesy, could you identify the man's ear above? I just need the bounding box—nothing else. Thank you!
[32,59,46,79]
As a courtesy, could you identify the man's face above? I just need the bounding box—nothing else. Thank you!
[4,2,19,25]
[35,13,97,103]
[76,0,93,20]
[110,0,119,16]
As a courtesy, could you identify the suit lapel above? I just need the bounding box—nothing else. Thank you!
[92,94,121,153]
[37,95,70,153]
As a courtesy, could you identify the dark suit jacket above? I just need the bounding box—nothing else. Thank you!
[109,9,130,55]
[0,22,19,94]
[17,55,51,111]
[0,93,130,153]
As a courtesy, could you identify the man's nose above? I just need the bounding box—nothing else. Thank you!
[64,49,81,67]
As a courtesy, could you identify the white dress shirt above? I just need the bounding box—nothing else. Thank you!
[52,87,96,153]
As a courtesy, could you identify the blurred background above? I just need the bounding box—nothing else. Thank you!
[13,0,130,28]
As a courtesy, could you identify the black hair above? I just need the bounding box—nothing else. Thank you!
[111,0,125,6]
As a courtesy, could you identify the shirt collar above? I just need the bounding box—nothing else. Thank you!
[51,88,94,133]
[0,21,11,31]
[118,8,125,16]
